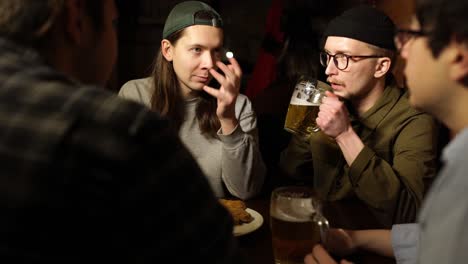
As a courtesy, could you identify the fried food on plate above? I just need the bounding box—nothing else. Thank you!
[219,199,254,225]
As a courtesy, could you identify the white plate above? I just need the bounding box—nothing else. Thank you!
[233,208,263,237]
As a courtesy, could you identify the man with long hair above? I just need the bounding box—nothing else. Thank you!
[119,1,266,200]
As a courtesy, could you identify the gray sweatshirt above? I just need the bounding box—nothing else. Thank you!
[118,77,266,199]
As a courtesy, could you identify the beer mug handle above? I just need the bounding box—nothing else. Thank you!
[313,213,329,245]
[311,90,327,133]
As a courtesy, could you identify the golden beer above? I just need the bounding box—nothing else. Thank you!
[270,186,329,264]
[284,104,320,136]
[270,212,321,264]
[284,76,327,136]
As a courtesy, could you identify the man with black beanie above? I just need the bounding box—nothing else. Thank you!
[280,5,438,227]
[305,0,468,263]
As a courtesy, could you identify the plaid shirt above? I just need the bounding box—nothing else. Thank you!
[0,37,243,263]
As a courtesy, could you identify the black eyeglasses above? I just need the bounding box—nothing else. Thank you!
[319,51,384,71]
[394,28,428,51]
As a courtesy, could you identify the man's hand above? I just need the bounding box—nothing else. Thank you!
[316,91,363,165]
[203,57,242,134]
[203,57,241,120]
[325,229,358,257]
[304,244,354,264]
[316,91,351,139]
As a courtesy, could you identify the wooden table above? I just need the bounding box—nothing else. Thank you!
[238,193,396,264]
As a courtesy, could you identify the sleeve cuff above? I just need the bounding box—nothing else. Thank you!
[348,145,375,186]
[217,124,245,148]
[391,223,419,264]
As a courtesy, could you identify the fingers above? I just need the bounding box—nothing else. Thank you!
[325,90,337,98]
[204,58,242,102]
[203,85,219,98]
[305,244,339,264]
[317,102,336,126]
[316,113,330,128]
[212,58,241,82]
[216,61,232,78]
[209,67,225,84]
[304,248,354,264]
[313,244,337,263]
[321,93,341,107]
[227,57,242,77]
[319,95,345,119]
[324,229,356,257]
[209,63,240,97]
[304,253,319,264]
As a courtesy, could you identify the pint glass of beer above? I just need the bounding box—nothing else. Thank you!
[270,186,329,264]
[284,76,327,136]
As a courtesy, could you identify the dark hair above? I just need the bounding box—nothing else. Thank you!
[84,1,105,31]
[0,0,104,45]
[416,0,468,57]
[276,37,319,85]
[150,29,220,138]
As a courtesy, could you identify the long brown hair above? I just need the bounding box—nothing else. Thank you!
[150,29,220,138]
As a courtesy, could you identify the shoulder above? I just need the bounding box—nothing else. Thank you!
[391,87,433,120]
[67,85,163,133]
[235,93,254,112]
[234,94,258,130]
[234,93,257,119]
[118,77,153,107]
[383,88,437,137]
[64,85,177,158]
[120,77,152,89]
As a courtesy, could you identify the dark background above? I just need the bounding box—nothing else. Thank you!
[110,0,414,93]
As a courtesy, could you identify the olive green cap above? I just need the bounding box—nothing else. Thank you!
[162,1,223,39]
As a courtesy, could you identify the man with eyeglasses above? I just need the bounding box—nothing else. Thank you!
[280,5,439,227]
[305,0,468,263]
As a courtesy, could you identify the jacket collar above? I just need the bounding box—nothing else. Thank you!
[350,84,404,141]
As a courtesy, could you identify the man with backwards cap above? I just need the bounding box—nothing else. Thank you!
[119,1,266,201]
[280,6,438,226]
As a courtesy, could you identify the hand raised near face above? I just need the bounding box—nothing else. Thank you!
[316,91,352,139]
[202,57,242,121]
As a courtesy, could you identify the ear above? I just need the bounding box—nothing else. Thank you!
[374,57,392,78]
[161,39,174,62]
[63,0,87,44]
[449,42,468,83]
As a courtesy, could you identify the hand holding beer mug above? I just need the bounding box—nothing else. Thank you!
[270,186,329,264]
[284,76,329,136]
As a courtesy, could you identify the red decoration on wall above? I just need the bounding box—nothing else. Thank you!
[244,0,285,99]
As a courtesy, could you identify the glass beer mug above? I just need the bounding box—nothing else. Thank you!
[284,75,327,136]
[270,186,329,264]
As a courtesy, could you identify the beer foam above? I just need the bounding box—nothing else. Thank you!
[271,197,317,222]
[290,100,319,106]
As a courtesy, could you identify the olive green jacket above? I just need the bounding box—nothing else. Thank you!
[279,85,438,227]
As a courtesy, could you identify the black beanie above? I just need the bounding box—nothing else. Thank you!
[323,5,396,50]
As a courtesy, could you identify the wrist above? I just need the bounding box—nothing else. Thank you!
[219,117,238,135]
[347,230,360,250]
[335,126,355,144]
